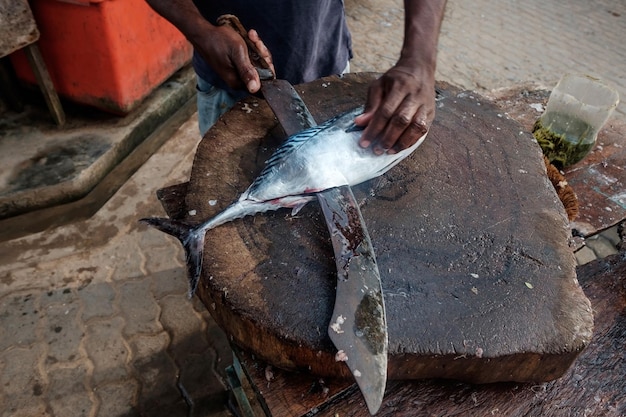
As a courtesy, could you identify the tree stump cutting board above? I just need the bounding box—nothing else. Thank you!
[170,73,593,383]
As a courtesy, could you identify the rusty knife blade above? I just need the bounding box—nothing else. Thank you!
[260,79,317,136]
[319,186,388,415]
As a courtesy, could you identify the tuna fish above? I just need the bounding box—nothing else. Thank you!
[140,106,427,297]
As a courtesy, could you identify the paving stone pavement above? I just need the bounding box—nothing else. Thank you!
[1,1,625,416]
[0,115,234,417]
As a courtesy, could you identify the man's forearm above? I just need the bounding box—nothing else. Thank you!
[145,0,214,44]
[401,0,447,70]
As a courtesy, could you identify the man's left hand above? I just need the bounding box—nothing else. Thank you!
[355,63,436,155]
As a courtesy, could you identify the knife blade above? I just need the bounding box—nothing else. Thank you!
[319,186,388,414]
[217,15,388,414]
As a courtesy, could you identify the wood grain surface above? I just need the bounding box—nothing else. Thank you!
[0,0,38,58]
[238,248,625,417]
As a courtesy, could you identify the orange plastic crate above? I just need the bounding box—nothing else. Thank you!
[11,0,192,114]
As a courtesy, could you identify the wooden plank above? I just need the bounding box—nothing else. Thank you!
[0,0,39,58]
[234,346,354,417]
[156,182,189,221]
[23,43,66,126]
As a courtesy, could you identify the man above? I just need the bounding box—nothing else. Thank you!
[146,0,446,155]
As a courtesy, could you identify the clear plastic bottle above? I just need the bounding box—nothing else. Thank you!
[533,74,619,168]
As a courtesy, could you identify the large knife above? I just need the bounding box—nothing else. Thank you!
[217,15,388,414]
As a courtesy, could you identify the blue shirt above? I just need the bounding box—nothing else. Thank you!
[192,0,353,92]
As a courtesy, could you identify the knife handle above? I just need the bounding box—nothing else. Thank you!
[216,14,275,80]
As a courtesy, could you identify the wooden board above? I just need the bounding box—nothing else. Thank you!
[236,248,626,417]
[0,0,38,58]
[167,73,593,383]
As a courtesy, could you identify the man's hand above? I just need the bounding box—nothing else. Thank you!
[194,26,274,94]
[144,0,273,94]
[355,63,435,155]
[355,0,446,155]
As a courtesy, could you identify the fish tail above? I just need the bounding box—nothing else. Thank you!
[139,217,206,298]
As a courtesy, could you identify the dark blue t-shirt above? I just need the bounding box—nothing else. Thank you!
[192,0,353,91]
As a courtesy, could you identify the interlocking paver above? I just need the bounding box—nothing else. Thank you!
[40,286,76,308]
[143,239,185,274]
[94,380,140,417]
[128,333,181,414]
[118,278,163,336]
[0,369,4,417]
[43,300,83,364]
[0,345,47,417]
[47,363,94,417]
[150,267,189,299]
[83,316,130,386]
[0,292,40,350]
[159,293,210,356]
[178,350,227,403]
[1,403,48,417]
[79,281,117,322]
[0,265,39,295]
[574,245,598,266]
[92,237,146,283]
[602,225,622,246]
[585,233,620,259]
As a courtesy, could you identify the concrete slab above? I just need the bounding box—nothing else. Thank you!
[0,65,195,225]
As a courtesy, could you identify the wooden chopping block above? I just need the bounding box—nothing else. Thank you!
[165,73,593,383]
[234,247,626,417]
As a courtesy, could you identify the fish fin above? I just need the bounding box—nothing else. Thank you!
[290,201,309,216]
[139,217,206,299]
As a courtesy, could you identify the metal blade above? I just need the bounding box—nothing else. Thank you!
[260,79,317,135]
[259,74,388,415]
[318,186,388,415]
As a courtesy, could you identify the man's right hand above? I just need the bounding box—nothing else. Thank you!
[144,0,273,94]
[194,25,274,94]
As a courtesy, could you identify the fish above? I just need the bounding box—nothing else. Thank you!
[140,106,427,297]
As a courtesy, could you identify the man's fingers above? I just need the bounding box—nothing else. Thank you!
[389,107,430,154]
[361,97,432,155]
[364,97,416,154]
[236,58,260,92]
[357,66,436,154]
[248,30,272,64]
[248,29,275,79]
[358,73,413,150]
[231,42,261,93]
